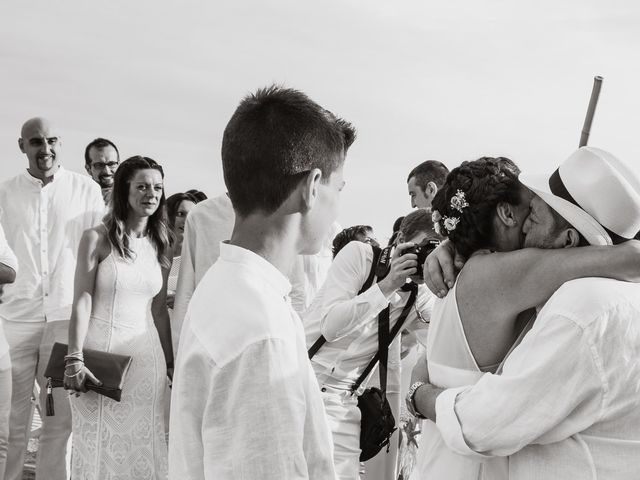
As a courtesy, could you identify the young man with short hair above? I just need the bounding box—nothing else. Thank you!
[169,86,356,479]
[407,160,449,210]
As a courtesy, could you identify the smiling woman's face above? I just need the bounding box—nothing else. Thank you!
[127,169,164,219]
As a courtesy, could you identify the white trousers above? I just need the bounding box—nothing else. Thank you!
[321,387,362,480]
[2,319,72,480]
[0,351,11,480]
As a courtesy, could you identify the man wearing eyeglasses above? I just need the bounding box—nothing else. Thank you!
[84,137,120,205]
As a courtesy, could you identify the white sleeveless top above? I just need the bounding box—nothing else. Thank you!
[411,282,507,480]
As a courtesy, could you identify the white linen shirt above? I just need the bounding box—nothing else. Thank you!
[0,222,18,277]
[0,167,104,323]
[303,241,433,391]
[172,193,234,351]
[169,242,337,480]
[436,277,640,480]
[0,222,18,358]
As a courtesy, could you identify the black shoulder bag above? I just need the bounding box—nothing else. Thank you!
[308,244,418,461]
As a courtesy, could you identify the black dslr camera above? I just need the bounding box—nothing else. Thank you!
[375,238,440,280]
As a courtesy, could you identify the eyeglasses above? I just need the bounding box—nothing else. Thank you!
[91,161,119,170]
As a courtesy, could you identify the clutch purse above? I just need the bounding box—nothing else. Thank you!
[44,342,133,414]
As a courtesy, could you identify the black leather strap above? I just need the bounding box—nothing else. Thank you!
[351,283,418,394]
[308,244,382,359]
[548,169,579,207]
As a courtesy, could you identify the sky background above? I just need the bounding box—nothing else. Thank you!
[1,1,639,238]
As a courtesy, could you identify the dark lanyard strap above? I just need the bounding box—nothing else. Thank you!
[351,283,418,395]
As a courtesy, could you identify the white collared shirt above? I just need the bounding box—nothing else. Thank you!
[169,242,337,480]
[0,222,18,357]
[172,193,234,351]
[0,167,104,323]
[0,222,18,275]
[303,241,433,391]
[436,277,640,480]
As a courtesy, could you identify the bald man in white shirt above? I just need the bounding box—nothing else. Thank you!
[0,117,104,480]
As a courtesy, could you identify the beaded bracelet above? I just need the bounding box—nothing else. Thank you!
[64,369,83,378]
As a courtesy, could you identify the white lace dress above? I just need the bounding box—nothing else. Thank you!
[70,236,168,479]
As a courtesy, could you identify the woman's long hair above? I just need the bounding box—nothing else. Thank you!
[104,156,171,269]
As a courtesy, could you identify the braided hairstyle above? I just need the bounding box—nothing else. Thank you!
[431,157,522,259]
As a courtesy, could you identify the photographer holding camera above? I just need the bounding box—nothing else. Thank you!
[302,209,440,480]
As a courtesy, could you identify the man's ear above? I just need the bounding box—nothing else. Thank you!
[425,181,438,201]
[300,168,323,213]
[495,201,518,227]
[562,228,581,248]
[85,165,92,176]
[18,138,25,153]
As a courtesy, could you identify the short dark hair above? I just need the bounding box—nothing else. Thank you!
[185,189,208,202]
[332,225,373,258]
[399,209,442,242]
[85,138,120,167]
[407,160,449,191]
[392,216,405,233]
[166,191,204,229]
[221,85,356,217]
[387,216,405,246]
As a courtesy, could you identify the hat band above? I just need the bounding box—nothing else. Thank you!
[548,169,579,207]
[548,168,627,242]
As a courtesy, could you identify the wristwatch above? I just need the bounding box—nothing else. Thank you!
[406,381,427,419]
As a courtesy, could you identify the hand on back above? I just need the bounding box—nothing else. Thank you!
[423,239,467,297]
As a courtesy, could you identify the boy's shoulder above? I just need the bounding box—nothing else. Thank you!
[186,260,297,367]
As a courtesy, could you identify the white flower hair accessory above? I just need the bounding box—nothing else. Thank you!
[443,216,460,232]
[450,189,469,213]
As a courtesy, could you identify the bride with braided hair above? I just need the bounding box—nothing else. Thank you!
[408,156,640,479]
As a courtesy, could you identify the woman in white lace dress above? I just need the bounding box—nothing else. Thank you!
[65,156,173,479]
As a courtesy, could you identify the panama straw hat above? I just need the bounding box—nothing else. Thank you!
[520,147,640,245]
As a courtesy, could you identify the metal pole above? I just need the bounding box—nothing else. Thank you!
[579,76,603,147]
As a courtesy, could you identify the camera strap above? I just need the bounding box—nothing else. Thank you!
[351,283,417,395]
[308,244,382,359]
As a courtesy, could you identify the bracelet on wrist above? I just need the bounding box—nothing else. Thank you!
[407,381,427,419]
[64,368,83,378]
[65,352,84,363]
